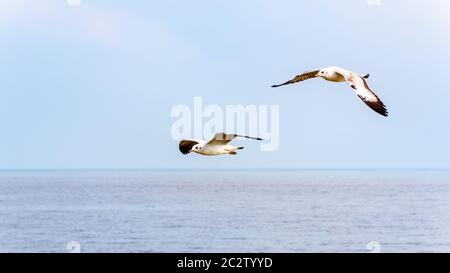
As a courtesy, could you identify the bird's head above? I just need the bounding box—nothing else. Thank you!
[191,144,201,153]
[318,69,328,78]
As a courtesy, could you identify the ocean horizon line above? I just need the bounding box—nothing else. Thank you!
[0,167,449,173]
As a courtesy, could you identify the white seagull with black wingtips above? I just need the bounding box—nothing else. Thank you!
[179,133,263,156]
[272,66,388,117]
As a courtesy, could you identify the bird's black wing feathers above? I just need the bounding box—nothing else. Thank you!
[357,94,388,117]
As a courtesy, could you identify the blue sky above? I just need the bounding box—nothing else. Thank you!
[1,0,449,169]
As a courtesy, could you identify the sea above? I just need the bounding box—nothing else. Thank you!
[0,170,449,253]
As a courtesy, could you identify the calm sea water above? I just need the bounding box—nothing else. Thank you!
[0,170,449,253]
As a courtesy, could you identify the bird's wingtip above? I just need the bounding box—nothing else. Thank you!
[378,109,388,117]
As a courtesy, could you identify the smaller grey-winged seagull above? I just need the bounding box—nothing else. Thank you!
[272,66,388,117]
[179,133,263,156]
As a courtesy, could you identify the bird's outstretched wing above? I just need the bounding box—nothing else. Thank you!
[271,69,320,88]
[179,140,199,154]
[346,73,388,117]
[206,133,263,145]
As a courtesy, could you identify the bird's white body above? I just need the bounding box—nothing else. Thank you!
[191,142,241,156]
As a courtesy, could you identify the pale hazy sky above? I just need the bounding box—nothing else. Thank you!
[1,0,449,169]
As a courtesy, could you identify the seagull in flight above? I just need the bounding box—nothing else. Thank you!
[271,66,388,117]
[179,133,263,156]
